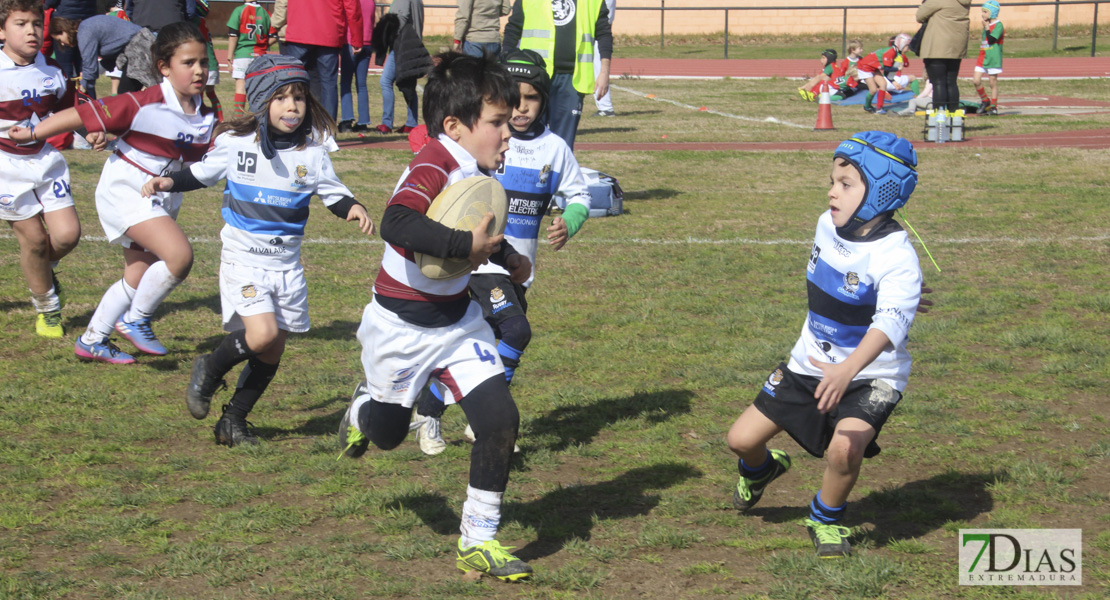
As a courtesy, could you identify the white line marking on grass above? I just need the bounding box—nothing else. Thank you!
[3,233,1106,246]
[612,84,810,129]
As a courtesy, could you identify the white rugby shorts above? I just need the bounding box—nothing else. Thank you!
[0,145,74,221]
[357,298,504,408]
[885,75,911,91]
[220,261,310,333]
[94,154,182,247]
[974,66,1003,75]
[232,57,253,79]
[856,68,875,80]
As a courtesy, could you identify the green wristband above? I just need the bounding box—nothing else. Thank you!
[562,202,589,238]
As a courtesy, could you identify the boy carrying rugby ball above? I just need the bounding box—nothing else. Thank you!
[339,51,534,582]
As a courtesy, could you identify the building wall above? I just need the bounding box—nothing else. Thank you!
[205,1,1098,39]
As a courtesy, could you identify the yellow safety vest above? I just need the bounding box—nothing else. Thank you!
[518,0,603,94]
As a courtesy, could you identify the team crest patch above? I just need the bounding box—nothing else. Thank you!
[241,285,257,298]
[840,271,860,299]
[762,368,784,397]
[391,366,419,393]
[537,164,551,186]
[41,77,54,88]
[293,165,309,187]
[490,287,505,303]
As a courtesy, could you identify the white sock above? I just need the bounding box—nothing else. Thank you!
[459,485,502,548]
[30,286,60,313]
[81,279,135,345]
[124,261,183,322]
[349,392,373,433]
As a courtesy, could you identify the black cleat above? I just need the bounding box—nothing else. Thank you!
[214,406,258,447]
[186,354,226,420]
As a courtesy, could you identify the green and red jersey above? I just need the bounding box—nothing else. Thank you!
[227,2,275,59]
[978,20,1004,69]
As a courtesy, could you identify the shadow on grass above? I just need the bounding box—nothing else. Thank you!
[622,188,681,201]
[61,293,221,333]
[392,461,702,560]
[526,388,693,453]
[299,320,359,341]
[749,469,1002,545]
[253,401,350,439]
[577,127,638,137]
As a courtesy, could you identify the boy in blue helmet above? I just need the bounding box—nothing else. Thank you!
[725,131,924,558]
[411,49,592,455]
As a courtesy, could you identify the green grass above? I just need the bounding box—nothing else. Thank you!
[0,70,1108,599]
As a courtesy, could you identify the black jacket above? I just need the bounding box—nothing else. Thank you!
[373,14,432,81]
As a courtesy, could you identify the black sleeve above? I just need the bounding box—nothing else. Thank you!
[166,168,209,193]
[381,204,473,259]
[327,197,363,219]
[501,0,525,53]
[595,3,612,60]
[488,239,520,269]
[986,31,1000,45]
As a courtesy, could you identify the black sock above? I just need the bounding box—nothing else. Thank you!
[224,358,279,420]
[207,330,257,380]
[416,384,447,419]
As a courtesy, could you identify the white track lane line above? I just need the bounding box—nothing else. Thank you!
[612,83,810,129]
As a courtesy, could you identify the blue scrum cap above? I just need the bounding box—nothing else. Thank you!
[984,0,1001,19]
[833,131,918,230]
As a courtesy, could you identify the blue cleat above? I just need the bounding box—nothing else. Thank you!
[75,337,136,364]
[115,317,168,355]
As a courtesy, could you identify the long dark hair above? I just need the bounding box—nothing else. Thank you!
[214,81,337,150]
[151,21,207,80]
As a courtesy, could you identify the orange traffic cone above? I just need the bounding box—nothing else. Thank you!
[814,82,835,131]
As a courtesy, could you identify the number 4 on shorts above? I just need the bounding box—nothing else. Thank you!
[473,343,496,364]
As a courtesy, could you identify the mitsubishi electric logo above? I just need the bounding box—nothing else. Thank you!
[959,529,1081,586]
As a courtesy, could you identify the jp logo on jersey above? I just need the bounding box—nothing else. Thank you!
[808,244,821,273]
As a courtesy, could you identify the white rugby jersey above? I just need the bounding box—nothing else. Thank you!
[786,211,922,391]
[189,132,353,270]
[479,128,590,287]
[0,52,73,155]
[77,78,214,176]
[373,135,483,304]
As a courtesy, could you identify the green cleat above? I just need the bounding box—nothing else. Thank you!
[805,518,853,558]
[35,310,64,338]
[456,539,533,582]
[733,449,791,512]
[337,381,371,460]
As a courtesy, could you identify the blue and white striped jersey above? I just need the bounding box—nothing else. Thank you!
[786,210,922,391]
[189,132,352,270]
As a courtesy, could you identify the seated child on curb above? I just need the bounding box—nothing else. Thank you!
[726,130,924,559]
[856,34,914,114]
[797,49,838,102]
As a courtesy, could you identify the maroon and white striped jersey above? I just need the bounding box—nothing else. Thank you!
[373,135,484,305]
[0,52,74,156]
[76,79,215,176]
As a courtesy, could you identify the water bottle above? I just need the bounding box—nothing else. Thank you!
[936,110,948,144]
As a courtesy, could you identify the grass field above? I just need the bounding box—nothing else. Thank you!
[0,73,1108,599]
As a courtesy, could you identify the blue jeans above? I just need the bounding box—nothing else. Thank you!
[340,45,375,125]
[462,41,501,58]
[282,42,341,119]
[380,53,418,128]
[547,73,584,150]
[53,43,81,80]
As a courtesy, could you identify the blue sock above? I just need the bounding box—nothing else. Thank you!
[739,448,773,480]
[809,491,846,524]
[429,384,443,402]
[496,340,523,384]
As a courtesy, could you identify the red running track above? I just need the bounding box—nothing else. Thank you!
[610,56,1110,79]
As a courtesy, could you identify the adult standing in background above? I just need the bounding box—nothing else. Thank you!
[127,0,190,32]
[374,0,424,134]
[44,0,98,80]
[338,0,376,132]
[502,0,613,150]
[454,0,511,58]
[270,0,288,53]
[915,0,971,114]
[282,0,364,120]
[591,0,615,116]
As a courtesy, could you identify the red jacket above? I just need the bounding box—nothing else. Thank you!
[286,0,364,48]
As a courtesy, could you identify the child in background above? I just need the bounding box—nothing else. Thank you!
[897,68,932,116]
[0,0,82,338]
[226,0,275,116]
[856,34,913,114]
[411,50,592,455]
[11,22,217,363]
[974,0,1004,115]
[194,0,223,121]
[797,49,837,102]
[143,55,374,447]
[727,130,923,558]
[339,52,535,582]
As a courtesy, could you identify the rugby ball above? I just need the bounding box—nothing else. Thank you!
[416,176,508,280]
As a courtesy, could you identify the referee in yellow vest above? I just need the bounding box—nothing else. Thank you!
[503,0,612,150]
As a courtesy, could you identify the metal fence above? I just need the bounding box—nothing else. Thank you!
[211,0,1107,58]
